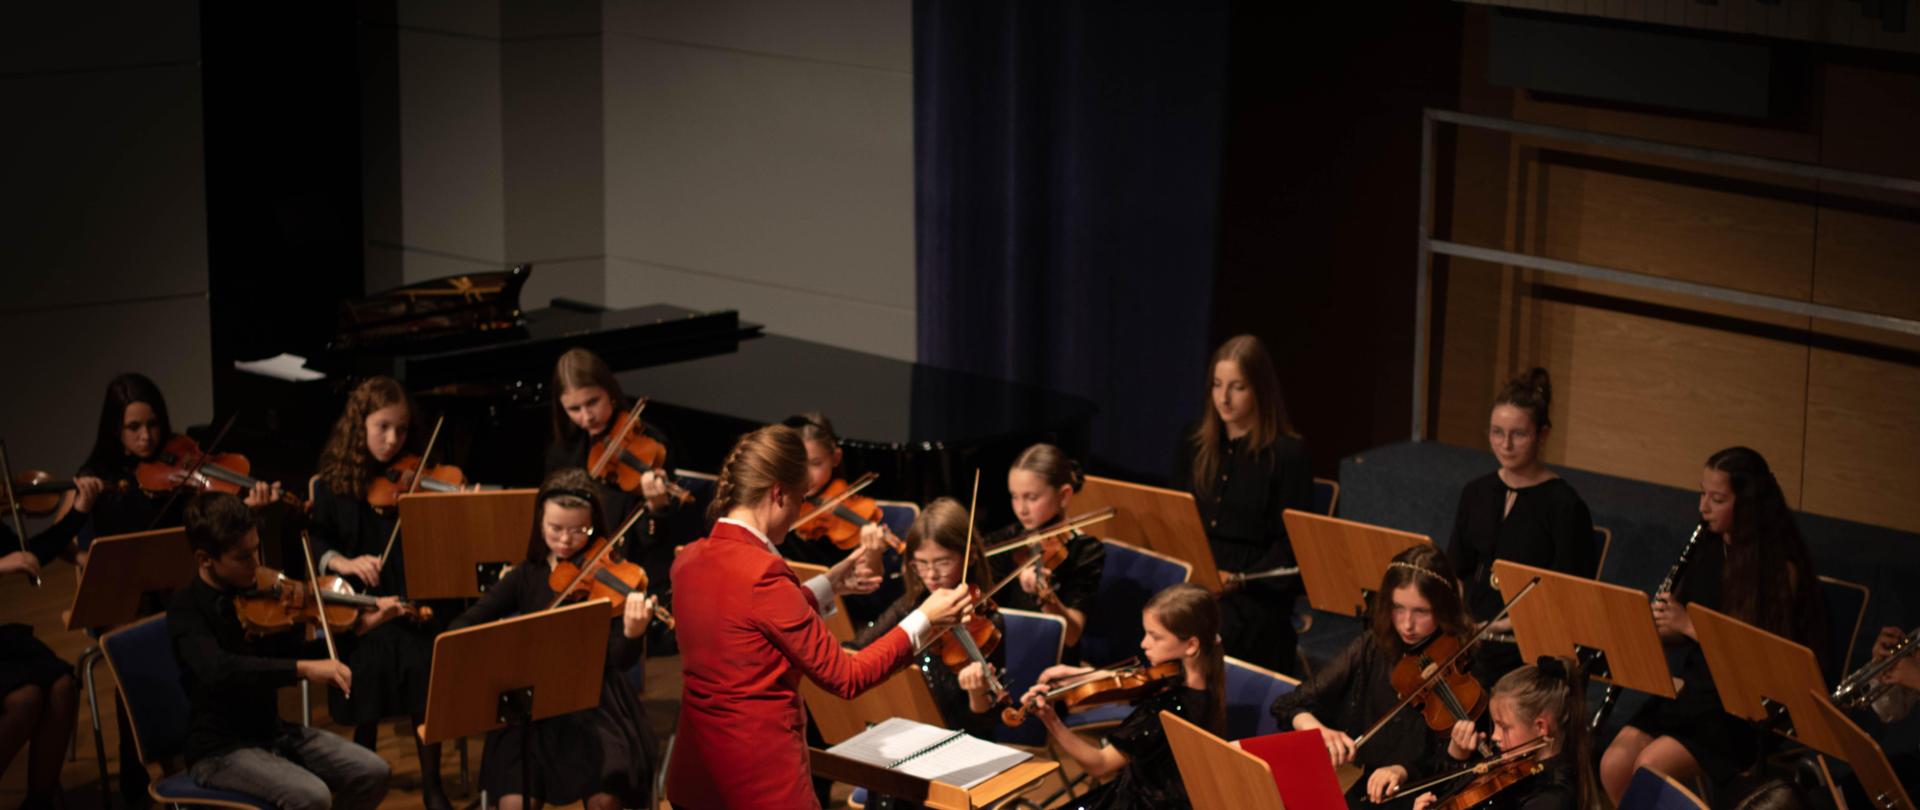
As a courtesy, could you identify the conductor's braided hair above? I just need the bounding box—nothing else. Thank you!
[707,425,810,523]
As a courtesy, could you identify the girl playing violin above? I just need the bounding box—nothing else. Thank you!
[447,469,660,810]
[547,347,682,526]
[1447,368,1595,686]
[1410,658,1607,810]
[1019,583,1224,810]
[1271,544,1472,806]
[985,443,1105,649]
[853,497,1003,736]
[782,412,893,564]
[1600,447,1828,803]
[306,375,451,809]
[1173,334,1313,677]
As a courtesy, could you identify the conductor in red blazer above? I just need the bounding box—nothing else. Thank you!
[667,425,973,809]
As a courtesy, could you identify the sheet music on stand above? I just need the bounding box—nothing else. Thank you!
[827,717,1032,789]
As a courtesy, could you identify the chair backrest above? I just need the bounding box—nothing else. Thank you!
[1818,575,1870,678]
[1618,767,1708,810]
[100,615,188,766]
[1311,478,1340,517]
[1079,540,1193,666]
[1593,526,1613,578]
[996,608,1066,746]
[874,500,919,540]
[1223,656,1299,740]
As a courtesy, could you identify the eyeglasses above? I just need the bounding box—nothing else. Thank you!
[908,558,959,575]
[545,524,594,539]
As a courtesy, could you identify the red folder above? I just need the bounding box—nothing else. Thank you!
[1239,729,1348,810]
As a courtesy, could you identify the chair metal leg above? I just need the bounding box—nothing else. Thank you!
[458,735,471,792]
[300,681,311,726]
[654,731,676,809]
[78,645,112,808]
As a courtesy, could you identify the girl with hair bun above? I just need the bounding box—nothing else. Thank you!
[985,443,1106,648]
[1412,657,1608,810]
[1447,367,1596,685]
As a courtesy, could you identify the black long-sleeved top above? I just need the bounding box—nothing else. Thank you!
[544,419,683,529]
[854,594,1005,739]
[1172,430,1313,572]
[449,561,645,675]
[983,524,1105,615]
[167,575,327,762]
[1,509,87,565]
[306,481,405,597]
[1270,633,1448,780]
[77,454,178,547]
[1447,473,1596,623]
[1082,686,1214,810]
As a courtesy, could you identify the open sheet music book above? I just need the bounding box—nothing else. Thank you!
[826,717,1032,789]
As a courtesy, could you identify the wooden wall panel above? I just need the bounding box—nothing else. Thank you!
[1803,351,1920,533]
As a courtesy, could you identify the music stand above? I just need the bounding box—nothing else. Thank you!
[809,746,1057,810]
[1492,560,1678,699]
[1284,510,1429,617]
[397,489,537,599]
[418,599,608,804]
[1160,711,1288,810]
[1690,604,1845,758]
[64,527,198,807]
[800,657,946,744]
[1073,475,1221,591]
[1800,689,1914,810]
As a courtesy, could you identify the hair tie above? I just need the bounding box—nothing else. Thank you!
[1535,656,1569,681]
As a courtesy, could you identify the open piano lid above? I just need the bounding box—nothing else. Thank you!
[331,265,531,353]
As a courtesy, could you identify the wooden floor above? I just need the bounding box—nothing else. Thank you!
[1,560,1089,809]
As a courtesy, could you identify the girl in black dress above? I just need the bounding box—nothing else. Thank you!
[985,443,1104,649]
[1173,334,1312,677]
[1599,446,1828,803]
[1021,583,1223,810]
[0,479,97,809]
[306,375,450,809]
[1447,368,1596,686]
[1410,658,1607,810]
[1272,544,1473,806]
[448,468,658,810]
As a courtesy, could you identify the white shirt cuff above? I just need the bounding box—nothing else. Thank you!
[898,610,932,649]
[805,574,837,618]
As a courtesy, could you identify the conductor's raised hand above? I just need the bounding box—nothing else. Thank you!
[917,583,973,630]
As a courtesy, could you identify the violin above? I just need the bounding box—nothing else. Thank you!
[1,471,77,519]
[232,567,433,640]
[136,434,299,506]
[1381,736,1553,808]
[588,398,693,508]
[1392,634,1489,737]
[546,509,675,628]
[930,600,1003,672]
[1002,659,1184,725]
[982,507,1115,602]
[365,454,473,511]
[793,472,904,552]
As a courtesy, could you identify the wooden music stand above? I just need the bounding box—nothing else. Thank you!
[1493,560,1678,698]
[1283,510,1429,617]
[1690,604,1846,758]
[1800,689,1914,810]
[810,745,1057,810]
[65,528,195,631]
[1161,711,1288,810]
[1074,475,1222,591]
[788,560,857,643]
[397,489,537,599]
[800,661,946,744]
[418,599,607,744]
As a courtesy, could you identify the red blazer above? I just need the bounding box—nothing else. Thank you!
[666,520,914,809]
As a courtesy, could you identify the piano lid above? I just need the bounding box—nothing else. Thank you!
[332,266,531,352]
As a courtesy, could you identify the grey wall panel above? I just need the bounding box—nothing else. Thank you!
[503,34,604,263]
[602,36,914,313]
[399,0,503,38]
[520,257,607,308]
[606,256,913,361]
[398,29,506,264]
[0,0,199,75]
[604,0,910,71]
[3,66,208,312]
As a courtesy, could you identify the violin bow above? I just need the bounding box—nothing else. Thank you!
[0,441,40,587]
[792,471,879,528]
[589,398,648,479]
[1351,577,1541,750]
[912,469,981,658]
[981,507,1116,557]
[546,505,650,611]
[1374,736,1553,803]
[377,414,446,567]
[147,411,241,530]
[298,530,346,698]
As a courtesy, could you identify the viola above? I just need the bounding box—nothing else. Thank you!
[233,567,433,640]
[136,434,299,506]
[1392,634,1489,736]
[365,454,473,511]
[546,510,675,628]
[1002,659,1184,725]
[587,398,693,507]
[1,471,77,518]
[793,473,904,552]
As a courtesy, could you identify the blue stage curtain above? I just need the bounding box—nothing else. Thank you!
[913,0,1229,480]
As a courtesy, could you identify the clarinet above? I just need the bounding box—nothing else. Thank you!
[1589,522,1705,733]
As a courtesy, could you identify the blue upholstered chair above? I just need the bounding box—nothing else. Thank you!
[996,609,1066,747]
[100,616,275,810]
[1063,541,1193,732]
[1617,767,1709,810]
[1223,656,1299,740]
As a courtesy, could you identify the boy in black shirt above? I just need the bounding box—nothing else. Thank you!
[166,492,401,810]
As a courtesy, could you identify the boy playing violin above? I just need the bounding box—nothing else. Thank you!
[166,491,403,810]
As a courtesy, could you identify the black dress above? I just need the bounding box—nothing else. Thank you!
[307,481,443,726]
[0,516,83,698]
[449,563,655,805]
[1173,430,1313,677]
[1270,633,1449,806]
[1063,686,1213,810]
[76,455,179,547]
[1447,472,1595,685]
[984,523,1105,634]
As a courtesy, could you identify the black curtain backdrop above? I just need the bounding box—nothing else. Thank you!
[913,0,1230,482]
